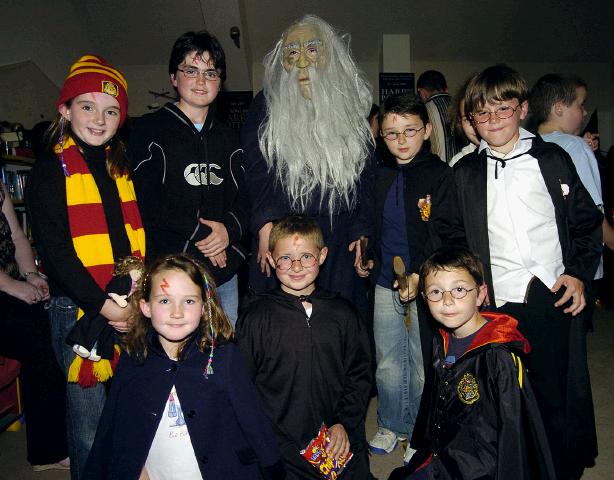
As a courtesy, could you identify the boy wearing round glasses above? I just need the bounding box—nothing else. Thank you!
[236,215,372,478]
[129,30,248,326]
[390,246,555,480]
[356,93,465,463]
[454,64,602,478]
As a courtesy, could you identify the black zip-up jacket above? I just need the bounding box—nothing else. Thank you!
[373,150,465,280]
[128,103,248,285]
[236,288,372,479]
[391,313,556,480]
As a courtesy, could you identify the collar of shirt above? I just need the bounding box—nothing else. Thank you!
[479,127,535,159]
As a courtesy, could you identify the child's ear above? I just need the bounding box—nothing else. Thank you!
[519,100,529,120]
[318,247,329,265]
[476,283,488,307]
[58,104,70,121]
[140,298,152,318]
[424,123,433,141]
[266,251,276,269]
[553,101,564,117]
[170,73,178,88]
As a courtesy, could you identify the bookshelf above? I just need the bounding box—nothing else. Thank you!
[1,154,35,240]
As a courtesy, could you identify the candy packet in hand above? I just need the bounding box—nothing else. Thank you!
[300,423,353,479]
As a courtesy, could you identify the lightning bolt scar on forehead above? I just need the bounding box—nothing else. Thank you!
[160,278,170,294]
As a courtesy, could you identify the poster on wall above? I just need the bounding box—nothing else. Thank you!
[216,91,254,131]
[379,73,415,105]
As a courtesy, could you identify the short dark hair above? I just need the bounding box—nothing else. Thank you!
[419,246,485,293]
[169,30,226,81]
[464,64,528,115]
[269,215,324,252]
[378,93,429,128]
[417,70,447,92]
[529,74,587,126]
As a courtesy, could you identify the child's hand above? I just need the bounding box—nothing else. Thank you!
[195,219,229,257]
[583,132,599,152]
[209,251,227,268]
[552,274,586,316]
[355,259,373,278]
[394,273,419,302]
[326,423,350,460]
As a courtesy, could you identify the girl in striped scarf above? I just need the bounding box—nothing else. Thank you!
[27,55,145,479]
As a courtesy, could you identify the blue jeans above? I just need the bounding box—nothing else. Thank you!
[217,274,238,328]
[373,285,424,438]
[47,297,107,480]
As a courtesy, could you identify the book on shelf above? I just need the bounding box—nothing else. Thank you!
[0,167,30,203]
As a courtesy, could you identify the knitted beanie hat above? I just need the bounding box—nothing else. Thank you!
[56,55,128,126]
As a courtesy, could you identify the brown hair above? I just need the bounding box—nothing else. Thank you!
[269,215,325,252]
[419,246,485,293]
[449,75,474,139]
[123,253,233,362]
[529,74,587,127]
[464,64,528,116]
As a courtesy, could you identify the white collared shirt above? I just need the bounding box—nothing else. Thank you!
[482,128,565,305]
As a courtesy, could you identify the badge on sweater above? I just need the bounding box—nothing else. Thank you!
[457,372,480,405]
[418,194,431,221]
[102,80,119,97]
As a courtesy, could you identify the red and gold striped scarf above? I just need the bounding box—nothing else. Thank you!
[56,137,145,387]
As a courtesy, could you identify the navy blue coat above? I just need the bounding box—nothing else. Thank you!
[84,334,285,479]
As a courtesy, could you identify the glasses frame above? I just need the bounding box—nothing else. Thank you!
[176,67,221,81]
[423,286,479,302]
[274,253,319,271]
[382,126,425,141]
[471,102,522,124]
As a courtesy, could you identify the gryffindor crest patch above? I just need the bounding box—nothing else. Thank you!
[457,372,480,405]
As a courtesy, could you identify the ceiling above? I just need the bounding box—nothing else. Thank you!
[72,0,614,68]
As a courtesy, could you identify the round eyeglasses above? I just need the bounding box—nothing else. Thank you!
[275,253,318,271]
[471,103,522,124]
[176,67,220,81]
[423,286,478,302]
[382,126,425,141]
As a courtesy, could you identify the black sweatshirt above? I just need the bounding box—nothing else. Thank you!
[27,143,131,317]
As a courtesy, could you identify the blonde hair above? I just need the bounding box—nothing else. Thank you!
[269,215,324,252]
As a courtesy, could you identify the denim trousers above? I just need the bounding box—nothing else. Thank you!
[47,296,107,480]
[373,285,424,438]
[217,274,238,328]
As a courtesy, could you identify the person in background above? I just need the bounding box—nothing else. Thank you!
[0,181,69,472]
[416,70,458,163]
[129,30,248,327]
[530,73,614,252]
[27,55,145,479]
[448,77,480,167]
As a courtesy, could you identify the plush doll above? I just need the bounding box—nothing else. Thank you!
[66,256,144,361]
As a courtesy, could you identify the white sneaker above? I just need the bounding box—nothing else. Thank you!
[368,428,399,455]
[404,445,417,464]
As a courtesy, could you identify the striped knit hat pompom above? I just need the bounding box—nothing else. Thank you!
[56,55,128,126]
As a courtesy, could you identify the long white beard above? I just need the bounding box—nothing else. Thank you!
[260,67,372,214]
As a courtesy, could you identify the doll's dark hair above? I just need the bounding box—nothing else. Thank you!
[123,253,233,365]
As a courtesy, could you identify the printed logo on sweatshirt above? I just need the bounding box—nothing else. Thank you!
[184,163,223,186]
[457,372,480,405]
